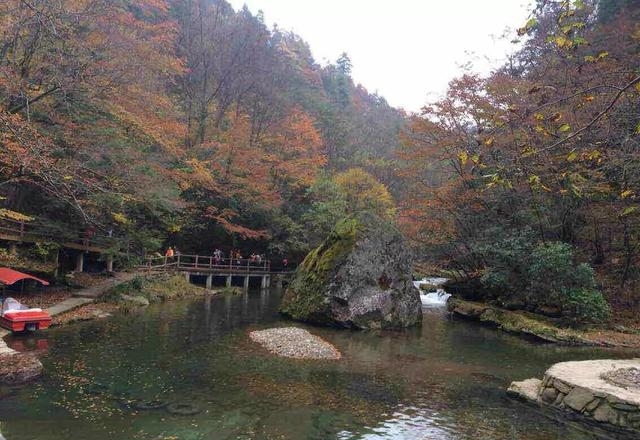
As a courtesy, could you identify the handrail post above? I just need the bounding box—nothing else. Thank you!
[177,253,181,269]
[19,220,24,240]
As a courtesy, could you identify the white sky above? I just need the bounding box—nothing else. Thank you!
[227,1,533,113]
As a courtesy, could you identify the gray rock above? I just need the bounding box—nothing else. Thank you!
[554,379,572,394]
[540,386,559,403]
[564,387,595,412]
[0,354,43,384]
[593,402,619,424]
[280,214,422,330]
[585,398,602,413]
[507,378,541,401]
[610,402,640,412]
[553,391,566,406]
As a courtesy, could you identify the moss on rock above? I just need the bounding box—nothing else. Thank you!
[280,214,422,329]
[280,218,358,322]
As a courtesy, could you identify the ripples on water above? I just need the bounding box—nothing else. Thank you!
[0,288,637,440]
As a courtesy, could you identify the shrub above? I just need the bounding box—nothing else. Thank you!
[527,242,576,306]
[477,230,535,302]
[561,287,611,327]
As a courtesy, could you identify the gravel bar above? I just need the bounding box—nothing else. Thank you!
[249,327,342,360]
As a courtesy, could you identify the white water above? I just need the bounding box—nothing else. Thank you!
[413,278,451,307]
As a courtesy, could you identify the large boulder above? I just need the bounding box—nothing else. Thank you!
[280,214,422,329]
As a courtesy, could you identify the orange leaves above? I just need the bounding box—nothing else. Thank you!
[266,108,326,189]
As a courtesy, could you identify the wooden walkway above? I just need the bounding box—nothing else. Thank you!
[0,217,119,253]
[0,217,124,273]
[141,254,292,289]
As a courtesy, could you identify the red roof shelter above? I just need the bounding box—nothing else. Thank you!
[0,267,49,286]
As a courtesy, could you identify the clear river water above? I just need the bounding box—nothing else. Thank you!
[1,288,639,440]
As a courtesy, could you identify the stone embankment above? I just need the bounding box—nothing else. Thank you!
[508,359,640,439]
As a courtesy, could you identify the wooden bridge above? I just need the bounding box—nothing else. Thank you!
[142,254,293,289]
[0,217,123,273]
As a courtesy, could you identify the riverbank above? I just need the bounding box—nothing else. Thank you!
[0,271,213,384]
[447,298,640,348]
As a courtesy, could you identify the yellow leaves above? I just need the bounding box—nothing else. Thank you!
[111,212,130,224]
[333,168,396,220]
[636,122,640,134]
[521,146,537,157]
[584,51,609,63]
[517,17,538,36]
[483,137,494,147]
[457,151,468,165]
[621,189,635,199]
[558,123,571,133]
[0,208,33,222]
[528,175,551,192]
[553,35,572,49]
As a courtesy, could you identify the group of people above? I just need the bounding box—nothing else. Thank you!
[163,245,288,268]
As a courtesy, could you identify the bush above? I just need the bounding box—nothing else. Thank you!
[477,231,534,301]
[527,242,579,306]
[561,287,611,328]
[476,237,611,327]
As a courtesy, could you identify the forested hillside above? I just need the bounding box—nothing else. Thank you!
[0,0,405,262]
[1,0,639,323]
[396,0,639,323]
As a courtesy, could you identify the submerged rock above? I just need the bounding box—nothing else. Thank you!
[0,352,43,384]
[280,214,421,330]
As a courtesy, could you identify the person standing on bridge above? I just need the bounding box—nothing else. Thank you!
[165,246,174,258]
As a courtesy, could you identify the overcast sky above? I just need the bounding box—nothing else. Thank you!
[227,1,533,113]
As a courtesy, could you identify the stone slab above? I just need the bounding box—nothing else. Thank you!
[547,359,640,406]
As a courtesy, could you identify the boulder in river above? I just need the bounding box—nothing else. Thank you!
[280,214,421,330]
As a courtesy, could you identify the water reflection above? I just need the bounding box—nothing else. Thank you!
[0,288,638,439]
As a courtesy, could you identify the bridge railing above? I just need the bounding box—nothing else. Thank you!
[0,217,123,250]
[143,254,271,273]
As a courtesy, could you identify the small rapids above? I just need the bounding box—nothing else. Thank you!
[413,278,451,308]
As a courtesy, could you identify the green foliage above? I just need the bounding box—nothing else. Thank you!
[561,287,611,328]
[28,242,59,261]
[478,238,610,326]
[103,273,205,303]
[478,231,533,297]
[301,177,348,245]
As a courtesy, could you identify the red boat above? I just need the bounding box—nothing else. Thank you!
[0,267,52,332]
[1,298,52,332]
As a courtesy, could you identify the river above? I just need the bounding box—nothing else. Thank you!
[1,288,638,440]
